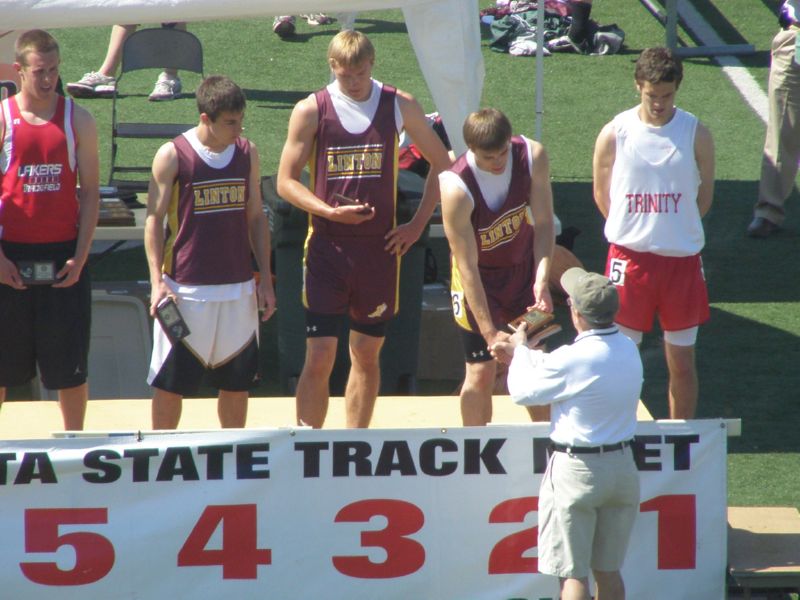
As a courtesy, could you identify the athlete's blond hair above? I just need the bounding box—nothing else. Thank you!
[328,30,375,68]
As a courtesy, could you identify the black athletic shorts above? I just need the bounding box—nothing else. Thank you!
[461,328,493,363]
[0,240,91,389]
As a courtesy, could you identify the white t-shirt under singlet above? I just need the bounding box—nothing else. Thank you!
[605,106,704,257]
[319,79,403,136]
[438,136,534,212]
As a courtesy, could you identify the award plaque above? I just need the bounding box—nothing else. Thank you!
[155,297,191,344]
[17,260,58,285]
[508,307,554,336]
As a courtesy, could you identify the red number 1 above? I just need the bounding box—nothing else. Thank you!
[640,494,696,569]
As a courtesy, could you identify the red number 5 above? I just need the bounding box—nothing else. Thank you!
[20,508,115,586]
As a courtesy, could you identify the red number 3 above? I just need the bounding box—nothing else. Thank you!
[333,499,425,578]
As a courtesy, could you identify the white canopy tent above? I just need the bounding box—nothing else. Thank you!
[0,0,483,153]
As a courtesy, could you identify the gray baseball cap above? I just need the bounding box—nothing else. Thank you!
[560,267,619,327]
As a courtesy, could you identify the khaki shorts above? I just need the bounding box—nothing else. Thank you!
[537,445,639,579]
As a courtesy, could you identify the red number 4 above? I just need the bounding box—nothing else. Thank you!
[178,504,271,579]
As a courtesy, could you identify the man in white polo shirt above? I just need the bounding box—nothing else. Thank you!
[493,267,642,600]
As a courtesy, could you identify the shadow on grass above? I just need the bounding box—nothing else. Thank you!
[272,17,408,43]
[246,88,310,109]
[699,306,800,454]
[350,18,408,36]
[115,93,197,101]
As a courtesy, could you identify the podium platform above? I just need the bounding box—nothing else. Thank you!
[0,396,654,440]
[728,506,800,599]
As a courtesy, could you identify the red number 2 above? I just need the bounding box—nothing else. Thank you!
[333,499,425,578]
[20,508,115,586]
[488,497,538,574]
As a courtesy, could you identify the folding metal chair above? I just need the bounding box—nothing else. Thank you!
[108,27,204,195]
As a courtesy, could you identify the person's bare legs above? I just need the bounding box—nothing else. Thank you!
[160,23,187,80]
[593,569,626,600]
[57,383,88,431]
[664,342,697,419]
[152,388,183,429]
[345,330,384,429]
[218,390,248,428]
[98,23,185,80]
[460,360,495,426]
[97,25,138,77]
[295,336,337,428]
[561,576,592,600]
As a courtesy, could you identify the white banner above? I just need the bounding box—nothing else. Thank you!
[0,420,728,599]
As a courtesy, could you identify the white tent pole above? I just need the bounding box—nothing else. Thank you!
[534,0,544,141]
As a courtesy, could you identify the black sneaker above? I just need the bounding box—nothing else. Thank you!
[746,216,781,238]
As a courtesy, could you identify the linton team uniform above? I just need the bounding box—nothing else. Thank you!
[441,136,536,360]
[0,95,91,390]
[304,79,403,330]
[605,106,709,333]
[148,128,259,395]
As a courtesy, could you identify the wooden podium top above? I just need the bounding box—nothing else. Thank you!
[0,396,654,440]
[728,506,800,575]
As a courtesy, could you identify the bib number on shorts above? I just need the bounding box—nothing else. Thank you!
[609,258,627,286]
[451,291,464,319]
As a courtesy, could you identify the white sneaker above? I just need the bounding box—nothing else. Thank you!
[66,72,116,98]
[149,74,182,102]
[301,13,333,26]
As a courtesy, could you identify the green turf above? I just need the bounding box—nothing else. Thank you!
[36,2,800,508]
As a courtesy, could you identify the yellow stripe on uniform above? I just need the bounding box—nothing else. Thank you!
[162,181,181,277]
[449,255,475,332]
[302,141,318,309]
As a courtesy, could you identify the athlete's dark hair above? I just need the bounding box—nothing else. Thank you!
[196,75,246,121]
[634,47,683,88]
[463,108,512,152]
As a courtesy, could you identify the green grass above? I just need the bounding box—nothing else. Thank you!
[38,2,800,508]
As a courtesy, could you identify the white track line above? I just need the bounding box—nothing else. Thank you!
[678,0,769,124]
